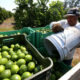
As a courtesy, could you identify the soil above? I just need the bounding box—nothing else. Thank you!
[0,17,15,31]
[72,48,80,67]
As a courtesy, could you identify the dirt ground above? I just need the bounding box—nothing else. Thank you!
[0,17,15,31]
[72,48,80,66]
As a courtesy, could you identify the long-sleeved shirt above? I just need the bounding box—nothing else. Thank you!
[50,19,80,60]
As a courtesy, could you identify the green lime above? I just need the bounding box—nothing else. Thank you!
[20,46,26,51]
[18,53,25,59]
[2,46,9,51]
[11,65,19,74]
[17,59,26,66]
[19,65,27,74]
[2,51,9,57]
[10,51,16,56]
[16,49,22,55]
[0,65,5,73]
[14,44,20,51]
[34,65,43,73]
[11,44,15,48]
[11,54,18,61]
[1,69,11,78]
[0,52,1,55]
[25,54,32,62]
[23,51,28,55]
[22,72,32,79]
[10,74,21,80]
[28,62,35,71]
[0,55,2,59]
[2,78,10,80]
[0,58,8,65]
[5,60,13,69]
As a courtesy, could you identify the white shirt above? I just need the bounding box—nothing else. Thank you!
[50,19,80,60]
[50,19,80,29]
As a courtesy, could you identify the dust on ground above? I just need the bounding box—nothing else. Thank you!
[72,48,80,67]
[0,17,15,31]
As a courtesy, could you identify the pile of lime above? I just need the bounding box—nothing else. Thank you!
[0,43,43,80]
[35,29,52,34]
[0,32,22,38]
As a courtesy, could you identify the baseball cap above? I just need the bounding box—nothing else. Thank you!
[64,8,80,17]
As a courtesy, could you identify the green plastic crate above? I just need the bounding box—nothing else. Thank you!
[53,62,72,74]
[49,61,72,80]
[0,27,36,46]
[0,35,53,80]
[32,25,53,48]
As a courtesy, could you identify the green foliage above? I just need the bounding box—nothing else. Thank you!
[0,7,13,24]
[14,0,66,28]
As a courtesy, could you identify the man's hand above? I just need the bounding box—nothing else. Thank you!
[52,24,64,33]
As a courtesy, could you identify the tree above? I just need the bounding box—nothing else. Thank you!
[14,0,66,28]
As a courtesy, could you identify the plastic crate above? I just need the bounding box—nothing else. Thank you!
[49,61,72,80]
[54,62,72,74]
[59,62,80,80]
[32,25,53,48]
[0,35,53,80]
[37,47,49,57]
[0,27,36,46]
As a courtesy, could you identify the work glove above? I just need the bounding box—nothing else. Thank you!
[52,24,64,33]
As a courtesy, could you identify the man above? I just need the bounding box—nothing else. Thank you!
[50,8,80,65]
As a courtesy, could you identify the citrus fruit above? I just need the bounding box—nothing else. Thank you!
[0,58,8,65]
[19,65,27,74]
[10,51,16,56]
[0,65,5,73]
[22,72,32,79]
[2,78,10,80]
[11,65,19,74]
[2,46,9,51]
[11,44,15,48]
[0,55,2,59]
[10,74,21,80]
[28,62,35,71]
[11,54,18,61]
[20,46,26,51]
[17,59,26,66]
[25,54,32,62]
[16,49,22,55]
[34,65,42,73]
[1,69,11,78]
[5,60,13,69]
[23,51,28,55]
[2,51,9,57]
[18,53,25,59]
[14,44,20,50]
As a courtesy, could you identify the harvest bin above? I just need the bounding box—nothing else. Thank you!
[0,27,35,46]
[59,62,80,80]
[31,25,53,57]
[32,25,53,48]
[0,35,53,80]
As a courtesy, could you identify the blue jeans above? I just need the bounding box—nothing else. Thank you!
[62,59,73,66]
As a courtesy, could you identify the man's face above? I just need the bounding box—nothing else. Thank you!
[67,16,78,26]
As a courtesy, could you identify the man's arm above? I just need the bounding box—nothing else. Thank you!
[50,20,66,33]
[52,24,64,33]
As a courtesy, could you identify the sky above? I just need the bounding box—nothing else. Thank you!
[0,0,64,13]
